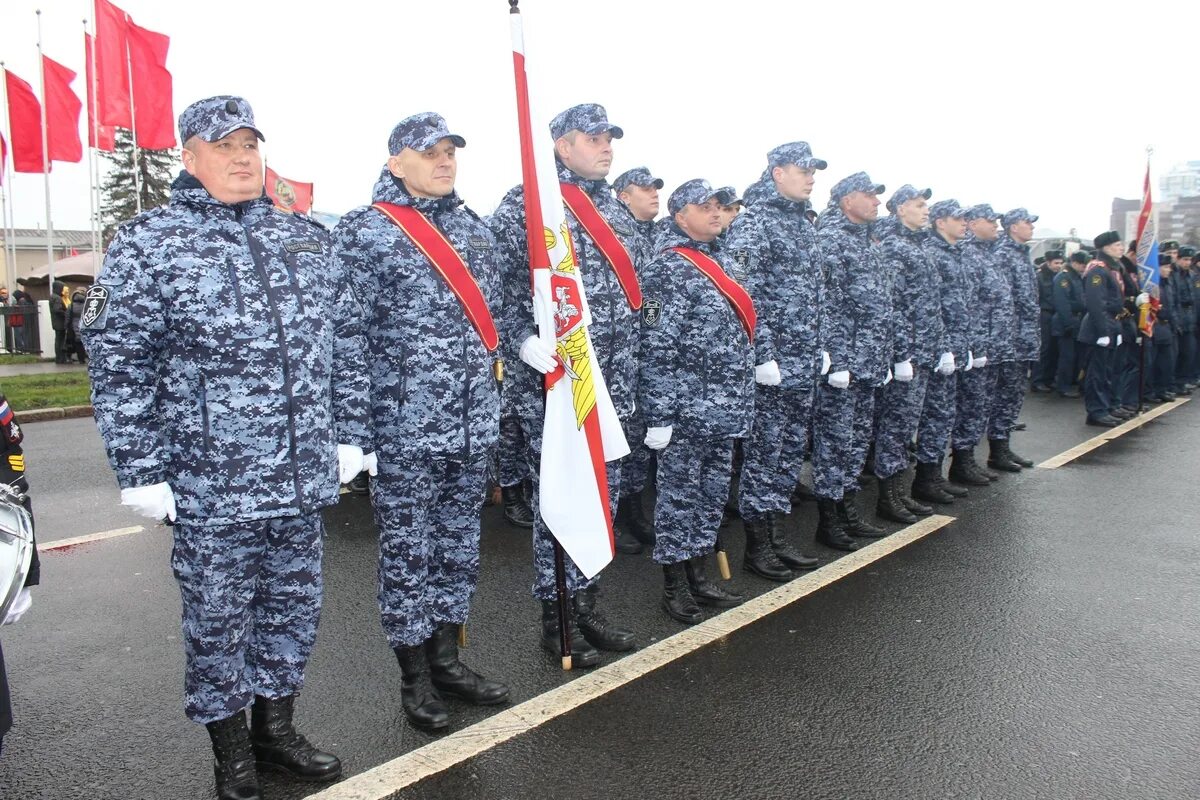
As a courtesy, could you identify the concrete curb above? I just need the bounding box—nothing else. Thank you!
[20,404,94,423]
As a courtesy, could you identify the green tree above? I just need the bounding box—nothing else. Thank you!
[99,130,178,247]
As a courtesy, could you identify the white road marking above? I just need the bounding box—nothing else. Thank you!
[41,525,147,551]
[1037,398,1190,469]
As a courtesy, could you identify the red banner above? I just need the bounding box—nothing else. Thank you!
[94,0,131,128]
[42,56,83,164]
[85,33,117,151]
[265,166,314,215]
[126,21,175,150]
[4,70,46,173]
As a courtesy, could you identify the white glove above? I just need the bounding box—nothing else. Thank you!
[964,350,974,371]
[820,351,832,376]
[519,335,558,374]
[1096,336,1110,347]
[973,355,988,369]
[1116,334,1123,346]
[883,368,893,385]
[121,481,177,522]
[1136,292,1149,307]
[3,587,31,625]
[755,360,782,386]
[827,370,850,389]
[337,444,365,485]
[362,452,378,476]
[936,352,955,376]
[893,360,914,382]
[644,426,673,450]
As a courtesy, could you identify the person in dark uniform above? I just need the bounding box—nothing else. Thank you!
[0,393,39,759]
[1078,232,1127,426]
[1150,255,1179,402]
[1032,250,1063,392]
[1052,251,1088,397]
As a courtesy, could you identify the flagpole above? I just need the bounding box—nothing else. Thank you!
[85,18,101,269]
[123,10,142,215]
[36,9,56,290]
[0,61,19,296]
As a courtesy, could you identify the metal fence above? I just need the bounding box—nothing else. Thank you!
[0,305,42,355]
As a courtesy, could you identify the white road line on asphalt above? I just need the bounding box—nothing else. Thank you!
[1036,397,1190,470]
[40,525,147,551]
[308,513,957,800]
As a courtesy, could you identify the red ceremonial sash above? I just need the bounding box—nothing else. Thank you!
[559,182,643,310]
[372,202,499,352]
[671,246,756,343]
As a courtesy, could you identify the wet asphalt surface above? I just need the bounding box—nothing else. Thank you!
[1,391,1197,799]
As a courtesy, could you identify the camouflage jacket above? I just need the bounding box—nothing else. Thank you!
[995,234,1041,361]
[84,172,369,526]
[879,221,946,369]
[333,169,501,463]
[961,236,1016,362]
[923,233,975,367]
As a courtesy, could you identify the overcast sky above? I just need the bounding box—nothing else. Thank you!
[1,0,1195,240]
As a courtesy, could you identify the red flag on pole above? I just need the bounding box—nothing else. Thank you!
[85,33,117,151]
[4,70,46,173]
[0,132,7,185]
[507,6,629,580]
[265,166,314,214]
[94,0,131,128]
[41,55,84,164]
[126,21,175,150]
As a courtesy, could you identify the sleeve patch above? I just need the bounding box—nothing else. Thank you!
[642,298,662,327]
[81,285,113,330]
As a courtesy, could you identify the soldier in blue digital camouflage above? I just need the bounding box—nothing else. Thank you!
[640,179,751,624]
[332,112,510,732]
[610,165,665,554]
[83,95,368,800]
[490,103,641,668]
[811,173,893,550]
[873,185,951,524]
[726,142,828,580]
[912,200,974,506]
[716,186,744,237]
[947,203,1006,487]
[986,208,1041,470]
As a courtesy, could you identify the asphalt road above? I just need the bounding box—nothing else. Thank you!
[1,391,1197,800]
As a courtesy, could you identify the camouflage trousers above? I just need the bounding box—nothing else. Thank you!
[372,455,488,648]
[498,412,530,488]
[812,381,876,501]
[951,365,997,451]
[653,435,733,565]
[737,384,813,520]
[171,514,323,724]
[620,410,652,498]
[987,361,1028,441]
[875,366,929,479]
[915,371,956,464]
[517,411,620,600]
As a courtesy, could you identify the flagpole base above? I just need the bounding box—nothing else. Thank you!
[716,551,732,581]
[458,623,468,648]
[561,656,573,671]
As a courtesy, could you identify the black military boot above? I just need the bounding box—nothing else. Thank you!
[767,513,818,570]
[949,449,991,486]
[911,462,955,505]
[425,623,510,705]
[986,439,1022,472]
[684,554,746,608]
[206,713,262,800]
[790,481,816,505]
[573,583,636,651]
[613,495,644,554]
[741,516,794,581]
[993,438,1033,468]
[393,644,450,730]
[837,492,887,538]
[815,498,859,552]
[935,457,969,497]
[620,490,656,545]
[501,483,534,528]
[897,476,933,516]
[875,475,918,524]
[540,599,601,668]
[249,695,341,782]
[662,562,704,624]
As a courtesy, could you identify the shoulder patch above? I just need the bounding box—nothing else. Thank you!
[1091,275,1102,285]
[642,298,662,327]
[284,239,322,254]
[81,285,112,330]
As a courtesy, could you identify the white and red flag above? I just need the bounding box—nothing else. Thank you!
[509,6,629,580]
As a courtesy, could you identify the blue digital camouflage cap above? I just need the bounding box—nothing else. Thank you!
[829,172,885,203]
[885,184,932,213]
[766,141,828,170]
[1001,208,1039,227]
[178,95,264,144]
[550,103,624,141]
[717,186,744,206]
[667,179,735,216]
[388,112,466,155]
[964,204,1001,221]
[612,166,664,193]
[929,199,968,220]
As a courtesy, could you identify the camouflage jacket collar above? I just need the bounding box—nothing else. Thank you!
[370,167,463,214]
[928,231,961,252]
[995,233,1029,255]
[657,219,720,256]
[877,216,925,244]
[557,162,609,196]
[169,171,273,217]
[743,170,810,215]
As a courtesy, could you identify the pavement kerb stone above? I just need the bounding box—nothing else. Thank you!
[20,404,94,423]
